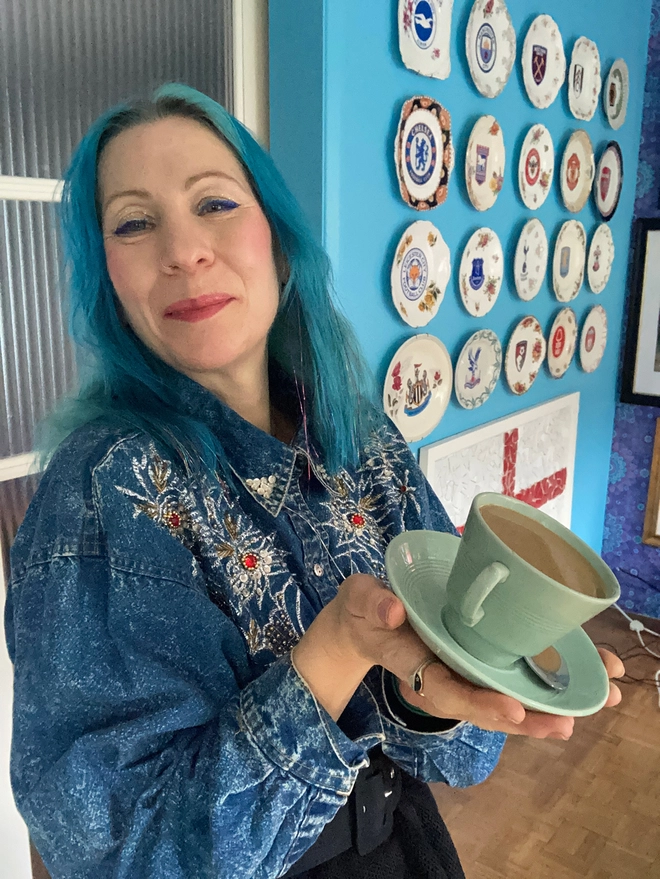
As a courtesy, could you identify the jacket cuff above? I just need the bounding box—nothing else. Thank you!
[382,669,462,735]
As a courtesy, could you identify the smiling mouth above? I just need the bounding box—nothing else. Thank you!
[164,294,235,323]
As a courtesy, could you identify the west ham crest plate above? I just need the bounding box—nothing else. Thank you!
[560,130,595,213]
[514,219,548,302]
[594,141,623,221]
[384,334,453,442]
[568,37,601,121]
[454,329,502,410]
[580,305,608,373]
[547,307,578,379]
[465,0,516,99]
[459,227,503,317]
[465,115,505,211]
[505,316,546,396]
[605,59,629,130]
[587,224,615,294]
[522,14,566,109]
[398,0,454,80]
[553,220,586,302]
[518,124,554,210]
[391,221,451,327]
[395,96,454,211]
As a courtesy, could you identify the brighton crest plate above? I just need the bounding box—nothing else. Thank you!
[522,14,566,109]
[398,0,454,80]
[553,220,586,302]
[465,115,505,211]
[454,329,502,409]
[384,334,453,442]
[587,224,615,294]
[391,221,451,327]
[580,305,608,373]
[605,59,629,130]
[465,0,516,99]
[395,96,454,210]
[514,218,548,302]
[560,130,595,213]
[459,227,503,316]
[594,141,623,221]
[505,316,546,395]
[518,124,554,210]
[568,37,601,121]
[547,307,578,379]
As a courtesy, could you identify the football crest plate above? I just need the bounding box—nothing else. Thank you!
[518,124,554,210]
[553,220,586,302]
[395,96,454,210]
[454,329,502,410]
[465,0,516,99]
[398,0,454,80]
[458,227,504,317]
[514,218,548,302]
[391,221,451,327]
[383,334,453,442]
[505,316,546,396]
[522,14,566,109]
[568,37,601,121]
[587,224,615,294]
[594,141,623,221]
[580,305,608,373]
[560,130,595,213]
[547,307,578,379]
[604,59,629,130]
[465,115,505,211]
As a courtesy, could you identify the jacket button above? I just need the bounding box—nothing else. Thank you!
[313,564,324,577]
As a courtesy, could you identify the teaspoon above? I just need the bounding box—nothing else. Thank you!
[523,645,570,691]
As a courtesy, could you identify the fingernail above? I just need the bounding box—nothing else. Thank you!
[378,598,393,623]
[502,714,524,725]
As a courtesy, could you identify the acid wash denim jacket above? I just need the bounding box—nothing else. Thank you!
[5,373,505,879]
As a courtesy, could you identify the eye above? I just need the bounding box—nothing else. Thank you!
[198,197,239,215]
[114,218,151,237]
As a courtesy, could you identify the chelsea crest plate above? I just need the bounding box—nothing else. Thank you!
[395,96,454,210]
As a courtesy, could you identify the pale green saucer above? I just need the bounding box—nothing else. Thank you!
[385,531,610,716]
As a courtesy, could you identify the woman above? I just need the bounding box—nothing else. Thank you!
[4,84,624,879]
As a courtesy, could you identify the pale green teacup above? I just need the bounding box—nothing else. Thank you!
[442,493,620,668]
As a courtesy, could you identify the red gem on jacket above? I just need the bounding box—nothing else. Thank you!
[242,553,259,569]
[350,514,366,528]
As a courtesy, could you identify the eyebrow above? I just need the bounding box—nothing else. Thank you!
[102,170,243,213]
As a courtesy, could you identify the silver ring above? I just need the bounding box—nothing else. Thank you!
[409,658,439,698]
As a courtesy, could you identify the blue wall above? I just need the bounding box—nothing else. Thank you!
[270,0,652,553]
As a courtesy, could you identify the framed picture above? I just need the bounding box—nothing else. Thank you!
[621,218,660,406]
[642,419,660,547]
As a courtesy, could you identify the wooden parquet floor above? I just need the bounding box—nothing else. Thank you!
[432,607,660,879]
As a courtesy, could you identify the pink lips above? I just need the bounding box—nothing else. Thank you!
[164,293,235,323]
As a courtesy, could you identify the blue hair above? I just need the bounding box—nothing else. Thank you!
[45,82,382,476]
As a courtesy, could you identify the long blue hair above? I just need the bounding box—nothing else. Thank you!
[46,82,382,476]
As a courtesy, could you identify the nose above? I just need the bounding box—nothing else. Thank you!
[159,215,215,274]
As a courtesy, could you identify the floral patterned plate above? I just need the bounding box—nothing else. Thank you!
[547,307,578,378]
[384,334,453,442]
[587,224,615,294]
[459,227,503,316]
[553,220,586,302]
[454,329,502,409]
[395,96,454,210]
[522,14,566,109]
[465,0,516,98]
[594,141,623,221]
[604,59,629,130]
[518,123,554,210]
[580,305,608,373]
[568,37,601,121]
[398,0,454,80]
[505,316,546,395]
[465,115,505,211]
[514,219,548,302]
[560,130,595,213]
[391,221,451,327]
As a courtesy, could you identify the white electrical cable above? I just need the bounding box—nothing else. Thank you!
[612,604,660,698]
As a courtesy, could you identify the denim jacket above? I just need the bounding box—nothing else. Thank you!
[5,374,505,879]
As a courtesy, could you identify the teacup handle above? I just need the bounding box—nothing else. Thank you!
[460,562,510,627]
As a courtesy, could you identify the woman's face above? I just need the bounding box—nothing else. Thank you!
[98,116,281,383]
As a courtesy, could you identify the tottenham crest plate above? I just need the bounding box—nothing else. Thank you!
[553,220,586,302]
[605,59,629,130]
[465,0,516,99]
[454,329,502,410]
[560,130,595,213]
[505,316,546,396]
[465,115,505,211]
[396,96,454,210]
[459,227,503,317]
[568,37,601,121]
[398,0,454,80]
[518,124,554,210]
[384,334,453,442]
[522,14,566,109]
[391,221,451,327]
[514,219,548,302]
[587,224,615,294]
[594,142,623,221]
[580,305,608,373]
[547,307,578,379]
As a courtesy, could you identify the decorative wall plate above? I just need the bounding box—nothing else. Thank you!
[458,228,503,316]
[522,14,566,109]
[384,334,453,442]
[465,0,516,98]
[604,59,629,130]
[580,305,607,373]
[587,224,615,294]
[594,141,623,221]
[514,218,548,301]
[560,130,595,213]
[465,115,505,211]
[518,124,554,209]
[505,316,546,395]
[391,221,451,327]
[547,307,578,378]
[395,96,454,210]
[568,37,601,121]
[398,0,454,80]
[553,220,586,302]
[454,329,502,409]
